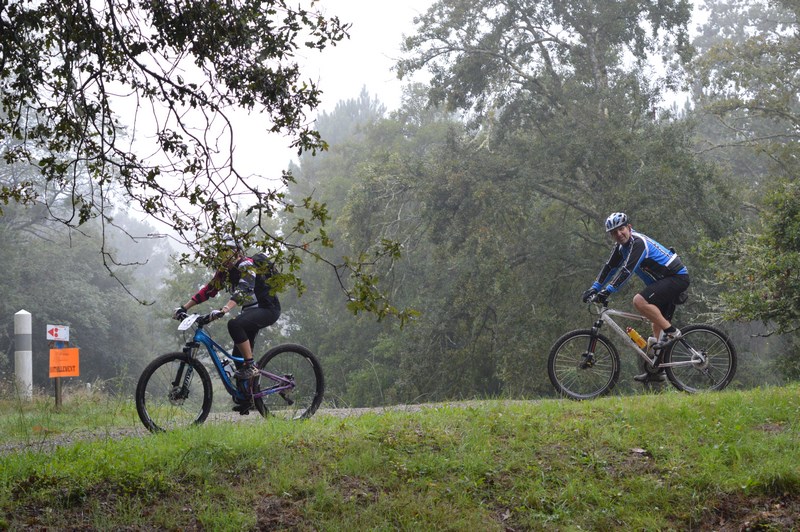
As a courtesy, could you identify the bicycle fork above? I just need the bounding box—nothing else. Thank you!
[167,342,200,403]
[168,362,194,403]
[581,318,604,369]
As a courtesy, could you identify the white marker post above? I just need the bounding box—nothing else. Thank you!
[14,310,33,400]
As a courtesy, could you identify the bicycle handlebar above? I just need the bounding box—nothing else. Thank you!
[587,294,609,307]
[196,313,214,326]
[585,297,609,316]
[176,312,214,331]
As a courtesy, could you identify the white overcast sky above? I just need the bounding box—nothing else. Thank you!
[306,0,434,113]
[232,0,435,178]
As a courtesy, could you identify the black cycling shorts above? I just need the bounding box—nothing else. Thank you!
[227,305,280,346]
[638,274,690,321]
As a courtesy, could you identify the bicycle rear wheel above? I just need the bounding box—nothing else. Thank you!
[256,344,324,420]
[135,352,213,432]
[663,324,737,393]
[548,330,620,400]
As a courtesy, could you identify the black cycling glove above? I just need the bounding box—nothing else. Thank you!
[594,289,610,304]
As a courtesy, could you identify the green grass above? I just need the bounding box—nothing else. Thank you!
[1,385,798,530]
[0,385,139,444]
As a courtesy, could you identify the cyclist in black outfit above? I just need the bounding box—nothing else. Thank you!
[173,236,280,381]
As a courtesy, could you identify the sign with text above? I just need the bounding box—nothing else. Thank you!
[46,325,70,342]
[49,348,80,378]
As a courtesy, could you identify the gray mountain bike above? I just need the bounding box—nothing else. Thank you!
[548,299,737,400]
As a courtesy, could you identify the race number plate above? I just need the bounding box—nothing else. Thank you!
[178,314,199,331]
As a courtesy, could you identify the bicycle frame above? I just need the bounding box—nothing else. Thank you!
[179,314,296,401]
[591,304,704,369]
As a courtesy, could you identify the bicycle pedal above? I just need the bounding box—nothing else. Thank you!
[279,391,295,406]
[634,371,666,383]
[232,403,252,415]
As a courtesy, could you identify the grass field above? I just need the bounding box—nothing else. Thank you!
[0,384,798,530]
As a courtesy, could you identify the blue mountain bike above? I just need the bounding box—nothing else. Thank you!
[135,313,324,432]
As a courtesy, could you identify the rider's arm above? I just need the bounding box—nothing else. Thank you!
[189,270,226,305]
[605,236,646,292]
[187,270,225,308]
[229,257,257,306]
[592,245,623,291]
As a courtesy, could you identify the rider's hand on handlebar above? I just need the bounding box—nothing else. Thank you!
[593,289,610,304]
[173,306,188,320]
[209,309,226,321]
[581,288,597,303]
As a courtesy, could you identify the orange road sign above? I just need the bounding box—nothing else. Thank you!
[49,348,80,378]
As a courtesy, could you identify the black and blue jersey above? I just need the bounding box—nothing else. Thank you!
[591,230,688,294]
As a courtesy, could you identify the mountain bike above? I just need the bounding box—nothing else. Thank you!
[547,299,737,400]
[135,313,324,432]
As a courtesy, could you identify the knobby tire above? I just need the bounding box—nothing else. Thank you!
[663,324,737,393]
[135,352,213,432]
[257,344,324,420]
[548,330,621,400]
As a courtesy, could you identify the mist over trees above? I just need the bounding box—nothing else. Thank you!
[2,0,800,403]
[0,200,171,386]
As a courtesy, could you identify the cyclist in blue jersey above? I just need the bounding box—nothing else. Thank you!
[581,213,690,382]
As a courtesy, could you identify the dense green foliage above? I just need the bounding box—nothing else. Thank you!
[691,0,800,342]
[269,0,745,406]
[698,180,800,384]
[2,0,800,402]
[1,386,798,529]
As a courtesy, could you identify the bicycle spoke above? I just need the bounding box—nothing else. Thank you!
[257,345,324,420]
[549,331,620,400]
[665,326,736,393]
[136,354,212,432]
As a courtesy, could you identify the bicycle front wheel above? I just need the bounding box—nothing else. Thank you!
[548,330,621,400]
[135,352,213,432]
[663,324,737,393]
[256,344,324,420]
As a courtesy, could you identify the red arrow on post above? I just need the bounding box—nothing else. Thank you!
[46,325,69,342]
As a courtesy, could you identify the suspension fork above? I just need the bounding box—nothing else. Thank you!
[168,362,195,390]
[172,341,200,388]
[587,317,604,352]
[579,317,604,369]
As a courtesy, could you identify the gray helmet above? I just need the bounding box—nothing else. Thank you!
[221,234,241,250]
[604,212,629,232]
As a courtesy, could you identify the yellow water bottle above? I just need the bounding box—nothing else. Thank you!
[626,327,647,349]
